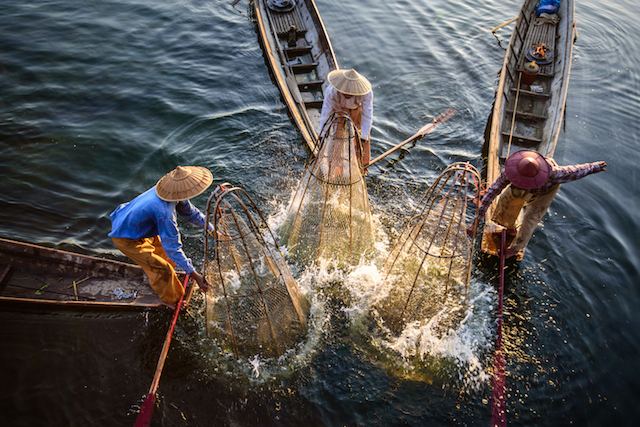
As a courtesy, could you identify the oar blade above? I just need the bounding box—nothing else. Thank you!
[417,108,456,136]
[366,108,456,168]
[134,392,156,427]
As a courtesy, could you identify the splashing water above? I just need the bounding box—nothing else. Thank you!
[289,188,495,392]
[376,278,496,391]
[249,355,261,378]
[194,177,496,394]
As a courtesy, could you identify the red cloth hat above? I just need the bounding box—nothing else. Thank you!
[504,150,551,189]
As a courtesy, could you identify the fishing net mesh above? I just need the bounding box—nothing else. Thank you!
[379,163,482,333]
[203,186,308,358]
[279,112,374,266]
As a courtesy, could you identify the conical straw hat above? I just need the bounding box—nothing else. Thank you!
[155,166,213,202]
[504,150,550,189]
[327,69,372,96]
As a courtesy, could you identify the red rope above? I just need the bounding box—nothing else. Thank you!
[490,230,507,427]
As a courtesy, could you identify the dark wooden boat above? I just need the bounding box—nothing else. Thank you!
[0,237,170,310]
[254,0,339,154]
[482,0,576,258]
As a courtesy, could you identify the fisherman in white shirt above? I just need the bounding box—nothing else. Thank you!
[319,68,373,167]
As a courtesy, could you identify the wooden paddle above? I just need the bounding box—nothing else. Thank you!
[490,230,507,427]
[364,108,455,168]
[134,274,192,427]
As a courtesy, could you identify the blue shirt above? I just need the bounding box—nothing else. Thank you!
[108,187,210,274]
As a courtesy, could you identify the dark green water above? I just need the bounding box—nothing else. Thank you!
[1,0,639,425]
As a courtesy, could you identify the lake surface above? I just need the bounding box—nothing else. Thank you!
[1,0,639,425]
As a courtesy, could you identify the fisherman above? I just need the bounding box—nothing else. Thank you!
[108,166,213,308]
[467,150,607,259]
[319,68,373,167]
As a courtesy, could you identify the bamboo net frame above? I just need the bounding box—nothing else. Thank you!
[203,185,308,359]
[379,163,482,333]
[279,112,374,267]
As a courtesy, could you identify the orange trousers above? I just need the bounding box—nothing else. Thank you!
[112,236,184,304]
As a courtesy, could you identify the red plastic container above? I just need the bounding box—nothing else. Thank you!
[522,61,540,85]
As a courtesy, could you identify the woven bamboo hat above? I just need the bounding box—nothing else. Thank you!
[155,166,213,202]
[327,69,372,96]
[504,150,551,189]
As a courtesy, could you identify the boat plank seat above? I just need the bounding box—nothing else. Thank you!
[285,45,313,57]
[268,7,307,36]
[500,131,542,146]
[297,80,324,91]
[291,62,319,74]
[304,100,324,109]
[510,87,551,98]
[498,142,540,162]
[517,69,554,79]
[505,109,547,121]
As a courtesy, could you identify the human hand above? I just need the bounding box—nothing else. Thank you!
[466,218,479,238]
[191,271,210,293]
[598,161,607,171]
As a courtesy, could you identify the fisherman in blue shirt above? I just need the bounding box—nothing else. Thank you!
[109,166,212,308]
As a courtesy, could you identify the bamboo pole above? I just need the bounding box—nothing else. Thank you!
[491,16,519,33]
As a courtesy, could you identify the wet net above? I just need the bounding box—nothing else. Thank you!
[278,112,374,267]
[379,163,482,333]
[203,185,309,359]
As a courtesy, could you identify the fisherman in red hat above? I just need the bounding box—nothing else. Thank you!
[467,150,606,259]
[109,166,212,308]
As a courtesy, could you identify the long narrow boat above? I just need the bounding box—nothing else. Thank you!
[0,237,170,310]
[254,0,338,154]
[482,0,576,258]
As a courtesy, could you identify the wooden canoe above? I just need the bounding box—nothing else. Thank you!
[254,0,339,155]
[0,237,170,310]
[482,0,576,258]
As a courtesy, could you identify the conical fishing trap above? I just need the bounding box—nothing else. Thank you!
[203,184,309,359]
[378,163,481,333]
[278,112,374,267]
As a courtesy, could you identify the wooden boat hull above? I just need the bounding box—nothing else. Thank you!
[481,0,576,258]
[254,0,338,154]
[0,238,169,310]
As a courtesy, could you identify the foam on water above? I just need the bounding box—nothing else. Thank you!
[375,278,495,391]
[194,186,496,394]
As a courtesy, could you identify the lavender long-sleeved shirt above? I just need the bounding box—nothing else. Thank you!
[477,157,605,221]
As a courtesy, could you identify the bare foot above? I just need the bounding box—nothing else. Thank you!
[504,248,519,259]
[162,299,187,310]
